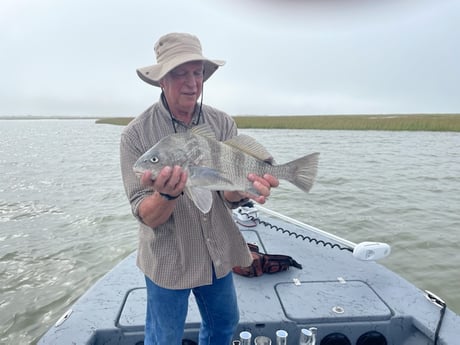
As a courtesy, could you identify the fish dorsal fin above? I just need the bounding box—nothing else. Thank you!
[191,124,217,140]
[224,135,275,163]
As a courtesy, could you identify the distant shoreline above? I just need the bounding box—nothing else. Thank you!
[94,114,460,132]
[2,114,459,131]
[0,116,100,120]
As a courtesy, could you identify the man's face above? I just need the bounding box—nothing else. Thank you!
[161,61,205,116]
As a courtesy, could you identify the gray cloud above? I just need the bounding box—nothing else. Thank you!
[1,0,459,116]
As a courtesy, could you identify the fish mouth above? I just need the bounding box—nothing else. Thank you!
[133,168,144,178]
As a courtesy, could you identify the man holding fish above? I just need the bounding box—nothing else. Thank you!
[120,33,317,345]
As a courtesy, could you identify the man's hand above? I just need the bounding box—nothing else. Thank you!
[141,166,187,198]
[247,173,279,204]
[138,166,187,227]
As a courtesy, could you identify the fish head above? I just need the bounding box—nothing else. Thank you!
[133,145,171,179]
[132,134,200,180]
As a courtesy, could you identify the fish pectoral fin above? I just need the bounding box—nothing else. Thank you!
[188,166,233,187]
[224,135,275,163]
[184,187,213,214]
[190,124,217,140]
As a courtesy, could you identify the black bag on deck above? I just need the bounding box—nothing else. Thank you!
[232,243,302,277]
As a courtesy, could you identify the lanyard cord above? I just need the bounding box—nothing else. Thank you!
[160,86,204,134]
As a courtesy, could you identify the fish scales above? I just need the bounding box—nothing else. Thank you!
[133,125,319,213]
[197,133,281,193]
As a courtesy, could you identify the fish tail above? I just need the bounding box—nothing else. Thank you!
[283,152,320,192]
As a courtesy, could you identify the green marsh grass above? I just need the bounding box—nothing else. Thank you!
[96,117,133,126]
[96,114,460,132]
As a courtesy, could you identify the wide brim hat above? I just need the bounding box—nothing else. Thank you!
[137,32,225,87]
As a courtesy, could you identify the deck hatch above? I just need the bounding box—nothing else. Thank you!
[275,280,391,323]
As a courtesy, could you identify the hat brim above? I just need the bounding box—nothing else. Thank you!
[137,55,225,87]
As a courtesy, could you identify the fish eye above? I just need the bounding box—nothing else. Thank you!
[149,156,159,164]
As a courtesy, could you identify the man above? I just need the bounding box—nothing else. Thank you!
[120,32,278,345]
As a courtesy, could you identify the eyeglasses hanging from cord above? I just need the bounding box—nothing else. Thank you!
[160,74,205,134]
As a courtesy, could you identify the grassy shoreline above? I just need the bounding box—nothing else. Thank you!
[95,114,460,132]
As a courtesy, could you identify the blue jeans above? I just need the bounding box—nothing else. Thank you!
[144,271,239,345]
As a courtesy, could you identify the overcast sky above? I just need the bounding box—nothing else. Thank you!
[1,0,459,117]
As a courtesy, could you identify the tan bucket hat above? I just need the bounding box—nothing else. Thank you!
[137,32,225,87]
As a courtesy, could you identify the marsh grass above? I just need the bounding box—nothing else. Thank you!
[96,117,133,126]
[96,114,460,131]
[234,114,460,131]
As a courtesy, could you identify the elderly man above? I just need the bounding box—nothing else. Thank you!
[120,32,278,345]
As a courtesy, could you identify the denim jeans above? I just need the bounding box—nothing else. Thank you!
[144,270,239,345]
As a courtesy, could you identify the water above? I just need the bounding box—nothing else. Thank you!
[0,120,459,344]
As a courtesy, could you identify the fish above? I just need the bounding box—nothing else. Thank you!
[133,125,319,213]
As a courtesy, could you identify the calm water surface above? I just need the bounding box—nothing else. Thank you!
[0,120,459,344]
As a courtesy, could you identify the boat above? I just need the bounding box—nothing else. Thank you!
[38,204,460,344]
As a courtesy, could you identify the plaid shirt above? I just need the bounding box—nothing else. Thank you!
[120,99,252,289]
